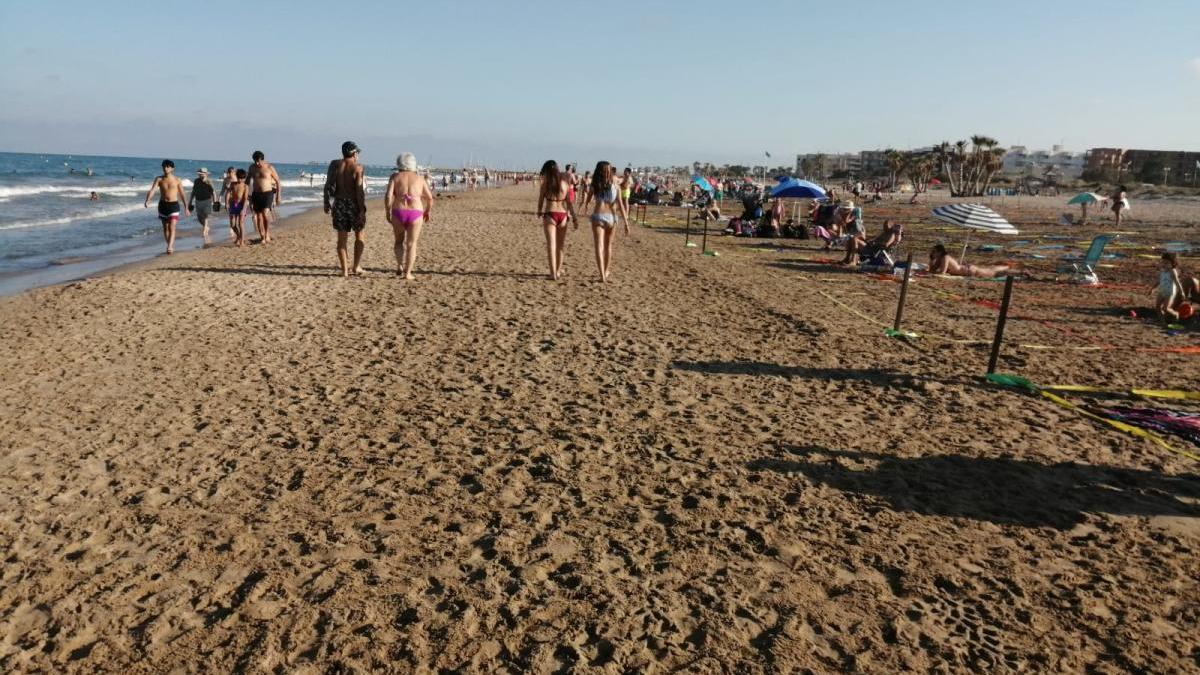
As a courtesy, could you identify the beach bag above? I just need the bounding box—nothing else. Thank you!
[214,201,221,213]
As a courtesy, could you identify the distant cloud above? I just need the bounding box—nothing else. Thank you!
[1190,58,1200,79]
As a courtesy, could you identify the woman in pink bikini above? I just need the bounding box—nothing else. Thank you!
[385,153,434,280]
[536,160,577,280]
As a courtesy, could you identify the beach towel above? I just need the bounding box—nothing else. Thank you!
[1085,405,1200,447]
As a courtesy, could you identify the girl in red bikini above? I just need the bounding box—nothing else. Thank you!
[385,153,434,280]
[536,160,577,281]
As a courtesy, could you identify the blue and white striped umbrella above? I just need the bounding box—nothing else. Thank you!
[931,203,1019,235]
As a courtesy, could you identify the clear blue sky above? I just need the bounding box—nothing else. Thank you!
[1,0,1197,168]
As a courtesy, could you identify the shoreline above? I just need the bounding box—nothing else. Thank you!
[0,201,328,298]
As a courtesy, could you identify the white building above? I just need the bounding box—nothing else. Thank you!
[1002,145,1085,178]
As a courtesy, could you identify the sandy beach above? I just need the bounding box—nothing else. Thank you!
[1,185,1197,672]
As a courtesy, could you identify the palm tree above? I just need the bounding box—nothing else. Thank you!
[884,149,904,191]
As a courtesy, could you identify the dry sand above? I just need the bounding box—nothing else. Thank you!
[0,185,1197,673]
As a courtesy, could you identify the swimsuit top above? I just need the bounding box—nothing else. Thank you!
[596,184,618,204]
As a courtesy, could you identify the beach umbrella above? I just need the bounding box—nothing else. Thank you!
[692,175,714,193]
[932,203,1018,260]
[770,177,827,200]
[1067,192,1103,223]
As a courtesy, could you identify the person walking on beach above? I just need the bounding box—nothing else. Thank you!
[143,159,189,254]
[323,141,367,277]
[226,169,249,247]
[619,167,634,218]
[385,152,434,280]
[583,161,630,283]
[1110,185,1129,228]
[219,167,236,204]
[247,150,281,244]
[536,160,577,281]
[188,167,216,240]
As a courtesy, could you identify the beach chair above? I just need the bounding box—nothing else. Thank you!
[1056,234,1116,285]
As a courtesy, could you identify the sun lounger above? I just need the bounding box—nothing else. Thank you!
[1056,234,1117,285]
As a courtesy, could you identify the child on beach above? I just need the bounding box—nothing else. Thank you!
[1152,252,1185,321]
[929,244,1013,278]
[226,170,249,247]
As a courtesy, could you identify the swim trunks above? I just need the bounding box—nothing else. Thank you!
[157,200,181,222]
[227,199,245,217]
[332,197,364,233]
[250,190,274,213]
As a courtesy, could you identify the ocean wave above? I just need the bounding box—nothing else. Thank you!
[0,203,149,231]
[0,181,192,199]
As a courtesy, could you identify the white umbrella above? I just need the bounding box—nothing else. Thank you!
[931,203,1019,260]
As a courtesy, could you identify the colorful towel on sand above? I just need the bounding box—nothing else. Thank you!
[1086,405,1200,447]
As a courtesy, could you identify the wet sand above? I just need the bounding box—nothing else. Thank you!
[0,185,1197,672]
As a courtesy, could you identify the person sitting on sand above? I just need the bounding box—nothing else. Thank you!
[143,159,189,254]
[324,141,367,276]
[1152,252,1185,321]
[536,160,577,281]
[929,244,1012,278]
[843,219,903,266]
[583,161,630,283]
[385,152,433,281]
[226,169,249,247]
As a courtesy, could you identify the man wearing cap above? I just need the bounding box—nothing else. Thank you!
[188,167,216,239]
[323,141,367,277]
[143,159,189,254]
[247,150,281,244]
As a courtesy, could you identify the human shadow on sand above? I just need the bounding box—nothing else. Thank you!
[671,361,917,386]
[163,265,543,280]
[748,446,1200,529]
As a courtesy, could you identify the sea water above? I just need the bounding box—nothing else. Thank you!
[0,151,445,294]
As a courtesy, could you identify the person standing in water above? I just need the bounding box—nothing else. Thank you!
[323,141,367,276]
[385,153,434,280]
[247,150,281,243]
[583,161,630,282]
[143,159,189,254]
[188,167,216,240]
[226,169,249,247]
[536,160,577,281]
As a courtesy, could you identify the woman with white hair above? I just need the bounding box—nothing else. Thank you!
[385,153,434,280]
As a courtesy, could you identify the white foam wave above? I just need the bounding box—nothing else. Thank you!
[0,203,149,231]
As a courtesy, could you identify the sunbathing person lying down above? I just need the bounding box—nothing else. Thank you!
[929,244,1013,278]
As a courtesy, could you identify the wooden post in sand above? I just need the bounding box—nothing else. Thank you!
[893,253,915,331]
[685,208,692,246]
[701,213,709,253]
[987,275,1016,374]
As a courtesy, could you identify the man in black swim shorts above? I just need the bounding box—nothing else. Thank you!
[324,141,367,276]
[246,150,281,243]
[143,159,189,254]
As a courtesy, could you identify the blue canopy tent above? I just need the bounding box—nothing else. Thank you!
[770,178,827,200]
[691,175,714,193]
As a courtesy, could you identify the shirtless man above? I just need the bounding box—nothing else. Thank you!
[247,150,281,243]
[143,159,190,254]
[929,244,1012,278]
[619,167,634,217]
[323,141,368,277]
